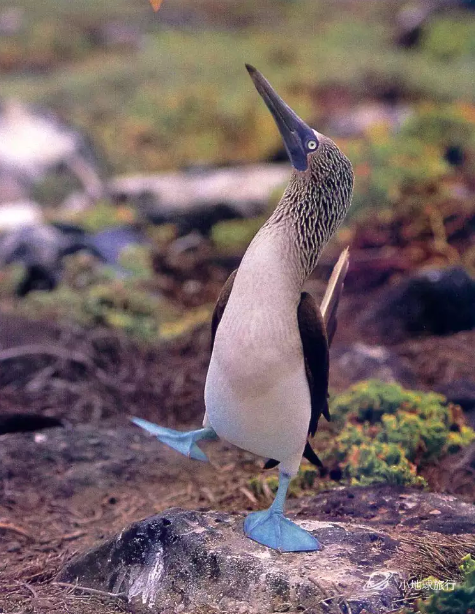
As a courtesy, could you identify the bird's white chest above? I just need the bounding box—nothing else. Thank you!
[205,337,310,471]
[204,264,310,469]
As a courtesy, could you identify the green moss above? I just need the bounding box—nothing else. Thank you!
[329,380,475,488]
[415,555,475,614]
[345,100,475,217]
[331,380,407,424]
[346,441,426,487]
[401,104,475,150]
[422,15,475,62]
[65,201,138,233]
[18,252,178,342]
[211,217,265,254]
[118,245,153,280]
[159,306,212,340]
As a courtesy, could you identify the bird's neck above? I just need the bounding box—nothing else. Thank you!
[262,191,328,283]
[237,217,312,304]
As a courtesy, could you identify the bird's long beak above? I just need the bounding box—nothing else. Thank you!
[246,64,317,171]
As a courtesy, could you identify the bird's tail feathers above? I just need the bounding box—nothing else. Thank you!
[321,247,349,346]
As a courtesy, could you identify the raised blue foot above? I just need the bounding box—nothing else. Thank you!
[130,417,217,462]
[244,470,321,552]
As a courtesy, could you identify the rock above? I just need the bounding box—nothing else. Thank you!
[0,224,69,267]
[60,190,95,213]
[0,413,62,435]
[0,223,100,294]
[58,508,402,614]
[371,267,475,343]
[0,101,103,199]
[0,426,170,498]
[435,379,475,428]
[327,102,412,138]
[332,342,414,387]
[298,484,475,535]
[0,200,44,230]
[58,485,475,614]
[395,2,432,48]
[0,220,145,293]
[108,164,289,232]
[88,226,147,267]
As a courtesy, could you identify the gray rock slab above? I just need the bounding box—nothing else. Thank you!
[0,426,172,499]
[0,101,103,198]
[58,508,403,614]
[331,342,414,387]
[0,200,44,231]
[368,267,475,342]
[108,164,289,219]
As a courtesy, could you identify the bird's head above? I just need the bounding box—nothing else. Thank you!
[246,64,321,172]
[247,64,353,197]
[246,64,354,275]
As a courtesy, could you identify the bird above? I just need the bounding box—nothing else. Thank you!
[131,64,354,552]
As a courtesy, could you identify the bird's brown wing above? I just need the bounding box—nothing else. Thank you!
[302,248,350,432]
[298,292,330,435]
[210,269,237,351]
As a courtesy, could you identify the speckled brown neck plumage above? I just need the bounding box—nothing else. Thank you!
[263,136,354,281]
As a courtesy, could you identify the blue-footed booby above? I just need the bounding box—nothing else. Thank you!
[132,65,354,552]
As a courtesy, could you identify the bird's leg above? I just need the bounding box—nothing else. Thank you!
[244,471,321,552]
[130,417,217,462]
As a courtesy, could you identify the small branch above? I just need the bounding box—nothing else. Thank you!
[61,530,87,542]
[0,345,92,368]
[21,583,38,599]
[54,581,126,600]
[239,486,258,505]
[0,521,32,540]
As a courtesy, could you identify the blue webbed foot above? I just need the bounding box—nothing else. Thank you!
[130,417,217,462]
[244,508,321,552]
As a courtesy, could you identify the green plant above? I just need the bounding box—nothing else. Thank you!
[66,201,137,232]
[347,126,444,215]
[328,380,475,487]
[211,217,265,254]
[18,252,178,342]
[415,555,475,614]
[422,15,475,62]
[248,381,475,496]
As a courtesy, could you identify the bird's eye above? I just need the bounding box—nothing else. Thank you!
[307,139,318,151]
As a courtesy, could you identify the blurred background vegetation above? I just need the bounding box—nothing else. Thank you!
[2,0,475,180]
